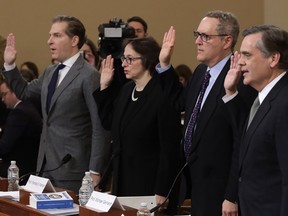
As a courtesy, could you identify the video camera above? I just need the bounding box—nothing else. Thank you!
[98,18,136,59]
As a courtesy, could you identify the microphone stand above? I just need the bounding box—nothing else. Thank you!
[150,153,197,213]
[18,154,72,185]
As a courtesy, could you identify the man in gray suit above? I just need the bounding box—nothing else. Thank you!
[2,15,109,193]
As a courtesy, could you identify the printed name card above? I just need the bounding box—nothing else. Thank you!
[86,191,124,212]
[22,175,55,193]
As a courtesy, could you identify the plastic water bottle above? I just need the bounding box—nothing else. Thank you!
[7,161,19,191]
[137,202,151,216]
[78,171,93,206]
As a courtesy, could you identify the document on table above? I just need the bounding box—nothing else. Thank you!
[0,191,19,201]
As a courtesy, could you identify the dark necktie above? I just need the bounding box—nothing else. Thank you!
[46,64,65,113]
[184,70,211,159]
[247,96,260,128]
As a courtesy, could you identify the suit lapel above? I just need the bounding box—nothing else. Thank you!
[191,62,229,151]
[48,57,82,113]
[239,73,288,166]
[183,66,206,131]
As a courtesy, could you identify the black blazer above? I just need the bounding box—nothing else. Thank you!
[160,61,256,215]
[0,101,42,177]
[94,75,182,197]
[236,73,288,216]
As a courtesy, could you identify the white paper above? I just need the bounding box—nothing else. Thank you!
[0,191,19,200]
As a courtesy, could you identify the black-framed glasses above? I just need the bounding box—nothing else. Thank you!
[193,31,228,42]
[121,55,142,65]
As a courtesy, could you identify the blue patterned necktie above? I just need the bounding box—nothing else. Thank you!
[46,64,65,113]
[184,70,211,159]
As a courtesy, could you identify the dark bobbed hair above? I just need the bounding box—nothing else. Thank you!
[122,37,160,75]
[52,15,87,49]
[127,16,148,33]
[175,64,192,81]
[242,24,288,70]
[20,61,39,78]
[205,10,239,51]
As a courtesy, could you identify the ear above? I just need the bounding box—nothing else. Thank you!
[71,35,79,48]
[270,52,280,68]
[223,35,233,50]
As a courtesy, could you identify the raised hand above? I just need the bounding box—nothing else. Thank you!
[224,51,242,95]
[159,26,176,67]
[100,55,115,90]
[4,33,17,65]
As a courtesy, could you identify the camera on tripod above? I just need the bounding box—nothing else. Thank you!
[98,18,136,59]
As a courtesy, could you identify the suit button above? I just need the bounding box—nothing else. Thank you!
[238,177,242,182]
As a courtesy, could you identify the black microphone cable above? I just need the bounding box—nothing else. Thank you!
[150,153,197,213]
[19,154,72,185]
[94,150,120,191]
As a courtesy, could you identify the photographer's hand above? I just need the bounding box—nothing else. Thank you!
[159,26,175,67]
[100,55,114,90]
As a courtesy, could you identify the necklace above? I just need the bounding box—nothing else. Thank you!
[131,86,138,101]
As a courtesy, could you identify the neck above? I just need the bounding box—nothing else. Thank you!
[134,72,152,91]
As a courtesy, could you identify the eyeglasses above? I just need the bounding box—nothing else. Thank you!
[121,56,142,65]
[0,91,10,97]
[193,31,228,42]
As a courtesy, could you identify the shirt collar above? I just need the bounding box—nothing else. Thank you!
[258,71,286,104]
[61,52,81,68]
[207,54,231,79]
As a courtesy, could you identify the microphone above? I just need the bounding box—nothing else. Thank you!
[94,150,120,191]
[19,154,72,184]
[149,153,197,213]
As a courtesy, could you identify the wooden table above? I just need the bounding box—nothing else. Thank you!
[0,197,51,216]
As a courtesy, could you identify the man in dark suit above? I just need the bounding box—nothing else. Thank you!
[2,15,109,193]
[0,81,42,178]
[158,11,256,215]
[224,25,288,216]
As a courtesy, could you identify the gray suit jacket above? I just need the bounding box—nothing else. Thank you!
[3,55,109,181]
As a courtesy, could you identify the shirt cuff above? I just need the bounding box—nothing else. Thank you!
[4,62,16,71]
[89,170,101,175]
[155,63,171,74]
[222,91,238,103]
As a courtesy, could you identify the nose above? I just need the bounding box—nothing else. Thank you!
[195,36,202,45]
[122,60,128,67]
[47,35,53,45]
[238,55,245,66]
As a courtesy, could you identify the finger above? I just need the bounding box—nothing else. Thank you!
[166,26,176,45]
[162,31,168,44]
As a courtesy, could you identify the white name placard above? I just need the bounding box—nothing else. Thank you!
[22,175,55,193]
[86,191,124,212]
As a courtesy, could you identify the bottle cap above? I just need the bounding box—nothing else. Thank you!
[11,161,16,165]
[140,202,147,207]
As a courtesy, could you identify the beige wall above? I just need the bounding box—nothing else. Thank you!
[264,0,288,31]
[1,0,264,73]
